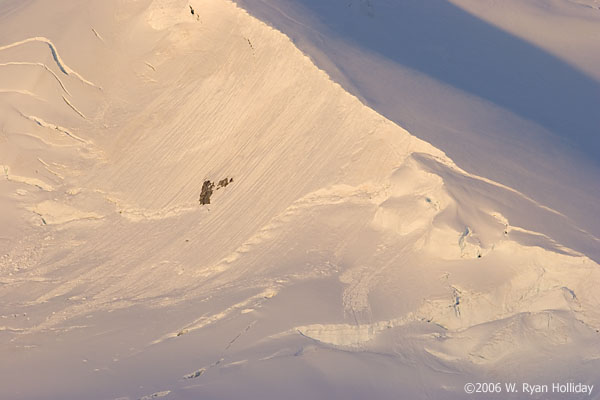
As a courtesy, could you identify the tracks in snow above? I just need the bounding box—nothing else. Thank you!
[152,287,277,345]
[183,321,256,380]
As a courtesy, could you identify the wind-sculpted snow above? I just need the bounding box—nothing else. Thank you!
[0,0,599,399]
[0,61,71,95]
[2,165,54,191]
[22,114,88,143]
[0,37,101,89]
[233,0,600,241]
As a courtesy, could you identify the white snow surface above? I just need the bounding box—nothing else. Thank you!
[0,1,599,399]
[233,0,600,247]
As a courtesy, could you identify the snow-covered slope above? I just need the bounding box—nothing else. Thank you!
[232,0,600,243]
[1,1,599,399]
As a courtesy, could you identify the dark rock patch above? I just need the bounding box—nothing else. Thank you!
[199,180,215,205]
[199,177,233,205]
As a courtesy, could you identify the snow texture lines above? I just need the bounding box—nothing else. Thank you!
[0,37,101,89]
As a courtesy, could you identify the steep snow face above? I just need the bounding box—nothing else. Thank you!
[232,0,600,240]
[1,1,599,399]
